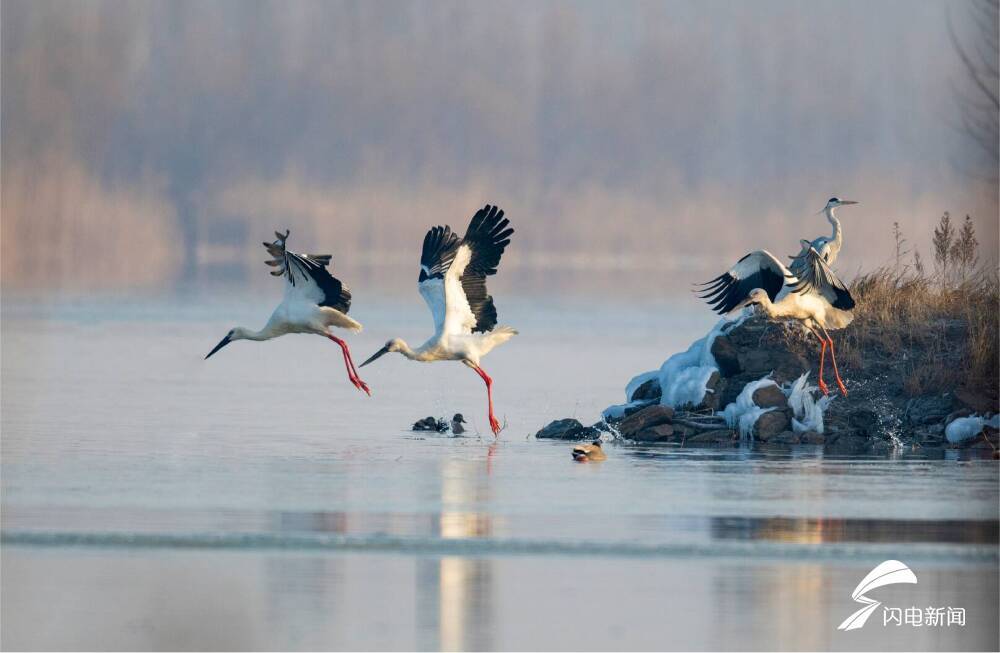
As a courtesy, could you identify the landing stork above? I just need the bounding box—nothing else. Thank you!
[699,245,856,396]
[359,205,516,435]
[204,230,371,395]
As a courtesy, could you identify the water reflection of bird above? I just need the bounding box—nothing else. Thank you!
[791,197,859,274]
[204,230,370,395]
[360,205,516,435]
[572,441,607,462]
[698,246,855,396]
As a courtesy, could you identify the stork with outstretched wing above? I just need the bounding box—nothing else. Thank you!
[698,245,855,396]
[204,230,371,395]
[359,204,517,435]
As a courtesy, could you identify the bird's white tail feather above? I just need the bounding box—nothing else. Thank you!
[825,307,853,330]
[492,325,518,340]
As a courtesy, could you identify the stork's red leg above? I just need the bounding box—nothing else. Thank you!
[471,364,502,436]
[327,335,371,396]
[825,336,848,396]
[817,338,829,396]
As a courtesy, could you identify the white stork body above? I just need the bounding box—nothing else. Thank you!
[205,230,371,395]
[699,246,856,395]
[360,205,516,435]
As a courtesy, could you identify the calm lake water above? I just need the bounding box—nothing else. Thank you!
[2,292,998,651]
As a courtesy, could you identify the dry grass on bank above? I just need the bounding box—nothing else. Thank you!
[837,217,998,398]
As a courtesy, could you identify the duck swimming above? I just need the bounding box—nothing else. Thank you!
[572,441,607,462]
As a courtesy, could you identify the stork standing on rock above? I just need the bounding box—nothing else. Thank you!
[698,245,855,396]
[205,230,371,395]
[359,205,517,435]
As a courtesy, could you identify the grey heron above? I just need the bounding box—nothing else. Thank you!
[204,230,371,395]
[791,197,859,274]
[359,204,516,436]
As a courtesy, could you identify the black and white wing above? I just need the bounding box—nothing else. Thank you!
[698,250,794,315]
[789,244,855,310]
[263,230,352,313]
[417,225,461,333]
[416,205,513,335]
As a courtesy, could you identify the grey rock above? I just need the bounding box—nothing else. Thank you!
[631,423,675,442]
[799,431,825,444]
[711,335,741,377]
[630,378,662,402]
[752,384,788,410]
[685,429,737,445]
[754,410,790,441]
[536,418,588,440]
[718,373,756,408]
[738,349,808,384]
[904,395,954,426]
[615,401,656,421]
[767,430,801,445]
[700,371,723,411]
[617,404,675,438]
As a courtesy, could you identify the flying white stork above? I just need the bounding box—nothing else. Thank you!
[791,197,859,274]
[698,245,856,396]
[359,204,517,435]
[205,230,371,395]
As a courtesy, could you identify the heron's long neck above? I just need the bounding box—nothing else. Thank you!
[825,207,842,253]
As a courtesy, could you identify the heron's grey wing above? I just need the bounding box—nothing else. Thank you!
[698,250,793,315]
[263,232,351,312]
[442,204,513,335]
[790,247,855,310]
[788,239,813,277]
[418,224,460,332]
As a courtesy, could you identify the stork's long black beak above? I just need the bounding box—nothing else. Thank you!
[205,334,232,360]
[359,345,390,368]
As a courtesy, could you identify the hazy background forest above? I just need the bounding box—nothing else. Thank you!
[2,0,997,296]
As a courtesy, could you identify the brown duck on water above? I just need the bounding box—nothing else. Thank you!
[572,441,606,462]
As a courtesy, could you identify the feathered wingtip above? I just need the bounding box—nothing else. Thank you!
[263,229,290,275]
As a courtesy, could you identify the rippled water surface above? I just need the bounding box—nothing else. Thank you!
[2,294,997,650]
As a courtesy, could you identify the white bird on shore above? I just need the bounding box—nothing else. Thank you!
[791,197,859,274]
[359,205,516,435]
[205,230,371,395]
[698,245,856,396]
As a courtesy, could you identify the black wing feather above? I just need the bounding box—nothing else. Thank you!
[789,248,855,310]
[419,225,460,282]
[698,259,786,315]
[263,232,351,313]
[460,204,514,333]
[286,252,352,313]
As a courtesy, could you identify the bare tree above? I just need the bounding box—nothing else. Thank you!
[949,0,999,184]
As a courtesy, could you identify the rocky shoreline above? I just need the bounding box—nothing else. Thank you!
[536,315,999,456]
